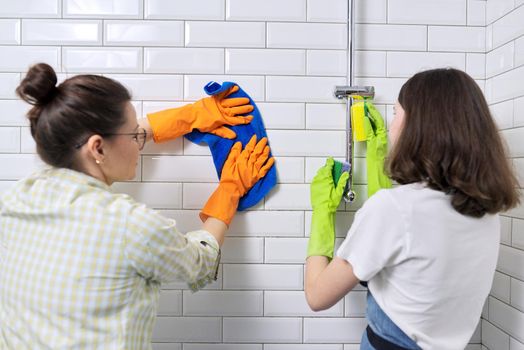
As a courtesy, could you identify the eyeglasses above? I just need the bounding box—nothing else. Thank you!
[75,128,147,151]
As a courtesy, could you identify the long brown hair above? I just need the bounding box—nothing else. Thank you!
[16,63,131,169]
[388,68,519,217]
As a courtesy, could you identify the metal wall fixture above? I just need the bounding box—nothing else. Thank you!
[334,0,375,203]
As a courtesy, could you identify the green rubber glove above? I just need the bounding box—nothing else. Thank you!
[364,102,392,197]
[307,157,349,259]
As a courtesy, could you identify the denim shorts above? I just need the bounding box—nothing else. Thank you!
[360,292,421,350]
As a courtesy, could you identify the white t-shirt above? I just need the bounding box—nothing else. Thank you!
[336,183,500,350]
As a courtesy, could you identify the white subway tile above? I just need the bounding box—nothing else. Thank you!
[183,290,263,316]
[146,0,224,20]
[486,0,515,24]
[182,138,212,156]
[273,157,305,183]
[488,297,524,343]
[307,0,347,23]
[389,0,466,25]
[468,0,486,26]
[355,51,387,77]
[152,317,221,342]
[0,46,59,73]
[221,237,264,263]
[344,346,360,350]
[268,130,346,157]
[491,66,524,104]
[264,184,309,210]
[471,322,482,344]
[226,49,305,76]
[513,218,524,250]
[182,183,217,209]
[512,278,524,313]
[184,75,265,101]
[227,210,305,237]
[0,19,20,44]
[307,50,347,77]
[516,36,524,68]
[227,0,306,21]
[184,345,261,350]
[142,156,216,183]
[141,137,183,156]
[514,97,524,127]
[0,127,20,153]
[152,344,181,350]
[257,103,305,129]
[0,0,60,18]
[186,22,265,48]
[492,271,511,304]
[267,346,343,350]
[306,103,346,130]
[265,238,308,263]
[492,5,524,49]
[355,24,427,51]
[20,127,34,153]
[355,0,387,24]
[265,290,343,316]
[497,245,524,281]
[490,100,514,130]
[511,338,524,350]
[22,19,101,46]
[353,77,406,104]
[0,100,28,126]
[467,53,486,79]
[223,317,302,343]
[486,24,494,52]
[428,26,485,52]
[387,52,465,78]
[143,102,187,116]
[303,318,367,343]
[63,47,141,73]
[508,189,524,219]
[157,290,182,316]
[487,42,515,78]
[500,216,512,245]
[111,182,182,209]
[227,0,305,21]
[144,48,223,74]
[0,154,44,180]
[267,23,347,50]
[345,291,367,317]
[105,20,183,46]
[64,0,142,18]
[223,264,303,290]
[105,74,183,101]
[266,76,345,103]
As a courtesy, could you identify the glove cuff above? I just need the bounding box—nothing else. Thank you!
[200,184,241,226]
[147,104,195,143]
[307,209,336,259]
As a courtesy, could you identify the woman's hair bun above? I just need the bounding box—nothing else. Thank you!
[16,63,58,106]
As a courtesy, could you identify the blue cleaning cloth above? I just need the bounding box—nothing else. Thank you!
[185,81,277,211]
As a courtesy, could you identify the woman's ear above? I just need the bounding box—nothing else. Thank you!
[86,135,105,164]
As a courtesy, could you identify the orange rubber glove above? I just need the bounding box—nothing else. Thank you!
[147,85,254,142]
[200,135,275,226]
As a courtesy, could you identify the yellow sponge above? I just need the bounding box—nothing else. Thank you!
[351,101,367,142]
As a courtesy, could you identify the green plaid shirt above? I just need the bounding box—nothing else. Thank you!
[0,167,220,349]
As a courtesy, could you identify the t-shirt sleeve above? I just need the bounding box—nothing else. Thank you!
[123,200,220,289]
[336,189,408,281]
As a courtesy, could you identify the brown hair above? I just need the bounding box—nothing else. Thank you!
[388,68,520,217]
[16,63,131,169]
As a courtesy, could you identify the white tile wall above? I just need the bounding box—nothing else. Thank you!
[485,3,524,347]
[2,0,523,348]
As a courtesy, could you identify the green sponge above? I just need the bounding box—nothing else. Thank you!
[332,160,350,186]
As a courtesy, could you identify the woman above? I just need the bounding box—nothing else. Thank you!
[0,63,274,349]
[305,68,520,350]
